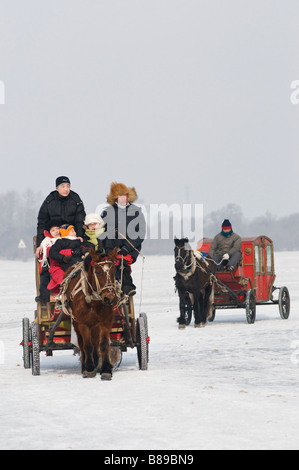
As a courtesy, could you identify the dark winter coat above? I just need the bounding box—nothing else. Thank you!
[48,238,84,272]
[100,203,146,261]
[208,232,242,257]
[36,190,86,247]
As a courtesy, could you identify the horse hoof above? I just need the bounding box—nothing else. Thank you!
[82,370,97,378]
[101,373,112,381]
[194,322,206,328]
[178,324,186,329]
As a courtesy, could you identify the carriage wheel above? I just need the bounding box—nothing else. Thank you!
[139,313,149,363]
[31,321,40,376]
[279,287,290,320]
[22,318,31,369]
[245,289,256,324]
[136,316,148,370]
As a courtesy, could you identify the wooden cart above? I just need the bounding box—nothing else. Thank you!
[21,237,149,375]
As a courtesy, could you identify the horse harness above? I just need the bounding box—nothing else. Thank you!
[175,247,215,287]
[59,259,118,316]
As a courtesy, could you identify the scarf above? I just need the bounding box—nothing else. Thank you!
[85,227,105,250]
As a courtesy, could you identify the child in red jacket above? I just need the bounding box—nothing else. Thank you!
[36,220,61,304]
[47,224,85,294]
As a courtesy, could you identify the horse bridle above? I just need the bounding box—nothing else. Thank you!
[175,246,196,271]
[90,260,117,302]
[175,246,213,284]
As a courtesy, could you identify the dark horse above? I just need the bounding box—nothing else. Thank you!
[174,238,216,329]
[63,248,118,379]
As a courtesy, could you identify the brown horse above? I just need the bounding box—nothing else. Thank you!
[63,248,118,379]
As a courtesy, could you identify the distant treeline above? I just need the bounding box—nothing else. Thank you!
[0,192,297,260]
[202,203,298,252]
[0,190,42,259]
[142,203,299,255]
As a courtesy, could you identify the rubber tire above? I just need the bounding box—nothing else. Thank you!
[31,321,40,376]
[139,313,149,363]
[279,286,290,320]
[136,316,148,370]
[245,289,256,324]
[22,318,31,369]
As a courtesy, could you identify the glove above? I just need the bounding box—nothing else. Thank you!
[71,247,83,257]
[62,255,72,263]
[119,247,129,256]
[223,253,230,261]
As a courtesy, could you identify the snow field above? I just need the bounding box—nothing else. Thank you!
[0,252,298,450]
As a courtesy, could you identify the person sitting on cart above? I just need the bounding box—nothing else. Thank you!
[208,219,242,272]
[47,224,88,294]
[83,213,105,253]
[35,176,86,258]
[99,182,146,296]
[35,220,62,304]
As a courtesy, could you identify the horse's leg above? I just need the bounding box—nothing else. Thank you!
[203,284,213,324]
[90,324,101,372]
[78,323,97,378]
[99,327,113,380]
[206,283,214,321]
[178,290,186,328]
[194,293,203,327]
[73,321,84,373]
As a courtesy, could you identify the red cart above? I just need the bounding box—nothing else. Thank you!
[198,235,290,324]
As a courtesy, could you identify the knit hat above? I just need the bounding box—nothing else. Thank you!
[107,182,137,206]
[45,219,63,232]
[59,224,74,237]
[222,219,232,230]
[56,176,71,188]
[84,213,104,228]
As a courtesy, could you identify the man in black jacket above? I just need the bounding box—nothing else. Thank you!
[35,176,86,257]
[100,182,146,295]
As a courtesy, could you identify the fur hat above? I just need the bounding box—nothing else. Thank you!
[59,224,74,237]
[84,213,104,228]
[107,182,138,206]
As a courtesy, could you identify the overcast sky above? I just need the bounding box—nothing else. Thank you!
[0,0,298,221]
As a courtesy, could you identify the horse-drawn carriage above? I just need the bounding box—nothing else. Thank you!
[21,237,149,377]
[174,235,290,327]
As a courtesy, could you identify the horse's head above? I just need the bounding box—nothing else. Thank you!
[174,237,192,273]
[85,248,118,305]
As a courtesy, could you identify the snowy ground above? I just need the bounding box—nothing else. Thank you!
[0,252,298,450]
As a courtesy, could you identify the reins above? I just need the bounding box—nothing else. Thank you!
[175,247,216,284]
[118,231,145,314]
